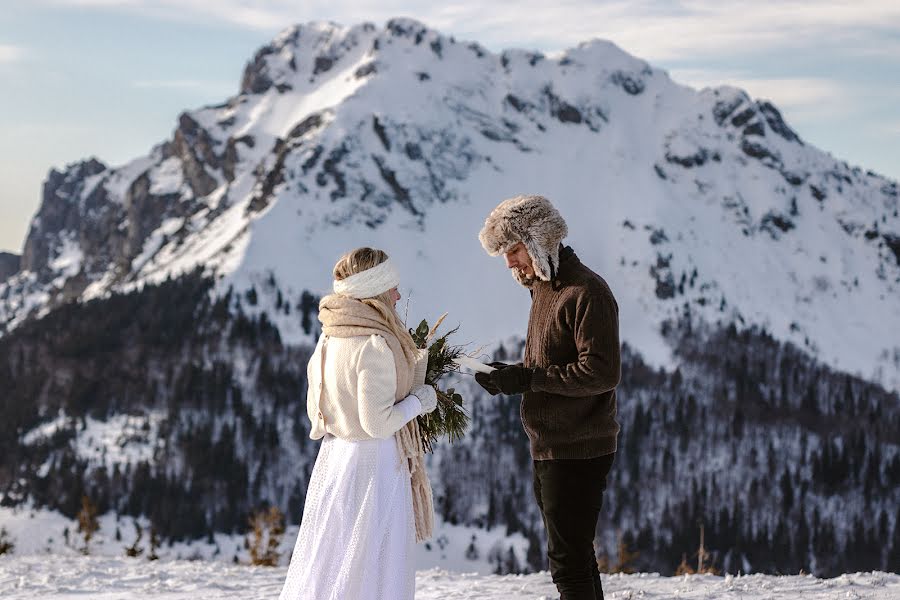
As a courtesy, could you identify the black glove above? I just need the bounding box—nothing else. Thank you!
[474,362,510,395]
[489,364,534,395]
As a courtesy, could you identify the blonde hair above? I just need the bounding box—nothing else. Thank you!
[333,247,418,364]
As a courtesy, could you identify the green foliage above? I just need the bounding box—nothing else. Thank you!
[409,318,470,452]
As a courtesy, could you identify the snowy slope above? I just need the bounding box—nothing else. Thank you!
[0,505,530,577]
[1,554,898,599]
[1,18,898,391]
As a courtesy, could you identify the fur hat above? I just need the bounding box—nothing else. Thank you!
[478,194,568,286]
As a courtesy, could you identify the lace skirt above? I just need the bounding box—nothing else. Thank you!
[278,434,416,600]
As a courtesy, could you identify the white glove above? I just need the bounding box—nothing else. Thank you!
[410,384,438,414]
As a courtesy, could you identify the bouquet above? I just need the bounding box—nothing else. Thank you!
[409,313,469,452]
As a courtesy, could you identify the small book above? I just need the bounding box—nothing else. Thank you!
[452,356,497,374]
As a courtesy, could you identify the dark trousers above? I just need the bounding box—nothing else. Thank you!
[533,453,615,600]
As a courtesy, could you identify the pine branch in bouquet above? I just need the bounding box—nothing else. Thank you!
[409,315,470,452]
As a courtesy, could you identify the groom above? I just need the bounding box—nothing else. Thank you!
[475,194,621,600]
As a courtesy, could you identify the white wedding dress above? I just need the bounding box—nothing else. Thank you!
[278,433,416,600]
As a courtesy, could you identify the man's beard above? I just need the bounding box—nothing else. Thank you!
[512,267,536,287]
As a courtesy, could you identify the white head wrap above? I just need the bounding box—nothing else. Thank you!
[333,259,400,299]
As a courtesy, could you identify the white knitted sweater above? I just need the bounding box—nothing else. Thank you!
[307,334,423,440]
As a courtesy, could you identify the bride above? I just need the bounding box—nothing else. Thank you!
[278,247,437,600]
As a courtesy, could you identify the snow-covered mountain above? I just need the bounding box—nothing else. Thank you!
[1,19,898,577]
[2,18,898,390]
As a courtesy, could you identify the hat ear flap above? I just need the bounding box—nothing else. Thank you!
[524,237,552,281]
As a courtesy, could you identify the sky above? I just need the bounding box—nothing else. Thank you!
[1,0,898,254]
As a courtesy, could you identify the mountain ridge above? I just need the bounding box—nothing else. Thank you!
[2,18,897,391]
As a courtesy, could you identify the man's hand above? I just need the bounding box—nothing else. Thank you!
[489,364,534,395]
[474,362,510,395]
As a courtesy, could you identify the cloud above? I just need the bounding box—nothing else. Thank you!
[132,79,234,95]
[848,38,900,61]
[668,69,849,117]
[46,0,317,31]
[0,44,25,64]
[40,0,900,61]
[591,0,900,61]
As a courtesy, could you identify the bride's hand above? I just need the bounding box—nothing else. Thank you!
[411,384,437,414]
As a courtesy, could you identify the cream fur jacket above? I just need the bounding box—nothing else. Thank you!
[307,333,425,440]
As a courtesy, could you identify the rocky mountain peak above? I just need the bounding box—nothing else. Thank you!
[239,21,380,96]
[21,157,108,276]
[0,252,20,282]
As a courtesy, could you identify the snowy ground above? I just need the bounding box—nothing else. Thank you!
[0,555,898,599]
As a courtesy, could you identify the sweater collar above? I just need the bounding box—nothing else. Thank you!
[558,245,577,268]
[555,245,580,284]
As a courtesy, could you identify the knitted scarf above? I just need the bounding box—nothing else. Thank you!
[318,293,434,543]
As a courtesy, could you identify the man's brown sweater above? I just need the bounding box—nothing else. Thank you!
[522,246,621,460]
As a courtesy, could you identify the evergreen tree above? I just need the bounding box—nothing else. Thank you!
[125,521,144,558]
[504,546,521,575]
[465,535,480,561]
[887,507,900,572]
[0,527,14,555]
